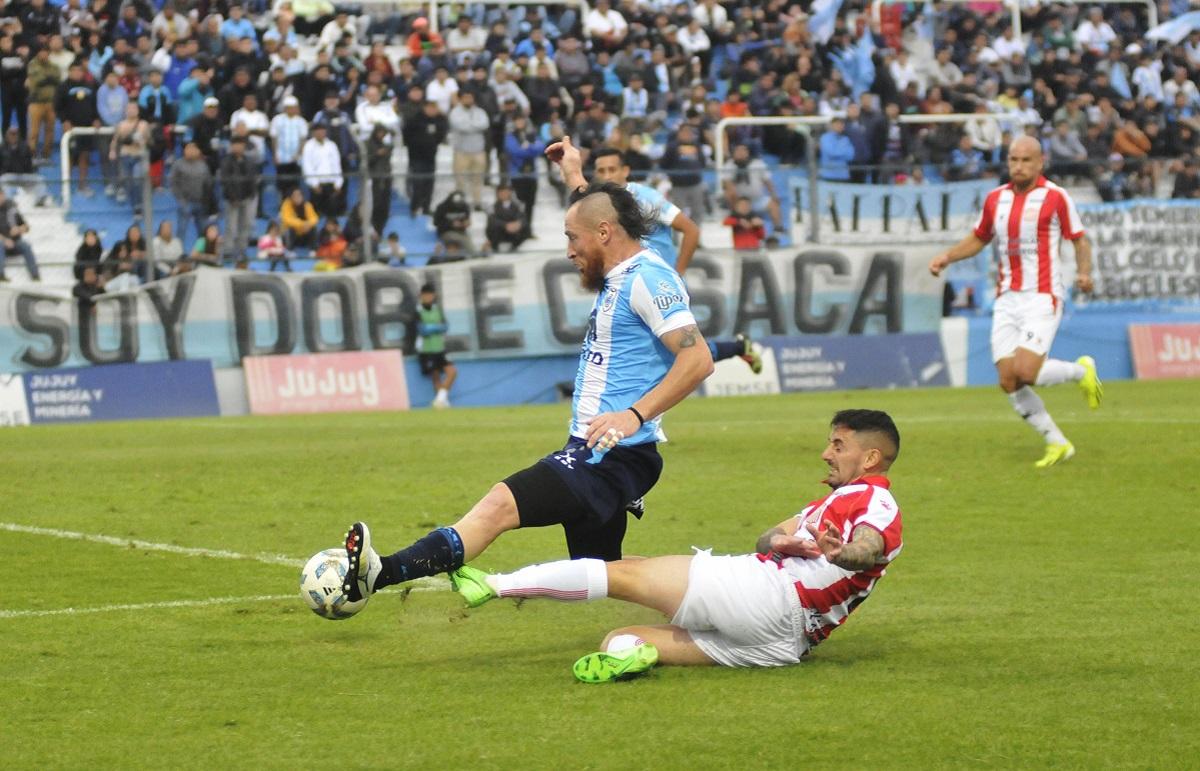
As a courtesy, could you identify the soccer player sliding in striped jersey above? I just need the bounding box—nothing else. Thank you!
[929,135,1103,468]
[449,409,904,683]
[588,146,764,376]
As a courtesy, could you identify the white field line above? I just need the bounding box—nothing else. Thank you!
[0,594,295,619]
[0,521,303,566]
[0,522,446,620]
[185,414,1200,430]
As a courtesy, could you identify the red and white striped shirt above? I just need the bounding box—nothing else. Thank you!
[760,476,903,646]
[973,176,1085,299]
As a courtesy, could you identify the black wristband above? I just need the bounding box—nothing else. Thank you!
[628,406,645,426]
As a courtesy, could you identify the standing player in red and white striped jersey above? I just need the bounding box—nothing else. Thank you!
[446,410,903,682]
[929,135,1104,468]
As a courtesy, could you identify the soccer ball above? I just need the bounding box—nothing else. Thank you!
[299,548,368,620]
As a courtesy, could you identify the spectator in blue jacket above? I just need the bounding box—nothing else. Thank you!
[504,113,546,229]
[138,69,175,124]
[175,67,214,127]
[947,134,985,180]
[112,4,148,47]
[221,5,259,50]
[818,118,855,181]
[95,69,129,197]
[163,39,198,98]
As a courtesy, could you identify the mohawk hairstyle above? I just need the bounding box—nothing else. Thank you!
[567,181,656,242]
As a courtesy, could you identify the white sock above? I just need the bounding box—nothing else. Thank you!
[1009,386,1067,445]
[490,558,608,602]
[606,633,646,653]
[1035,359,1085,387]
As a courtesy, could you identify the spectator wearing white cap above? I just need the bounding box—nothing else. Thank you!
[270,95,308,198]
[353,84,400,141]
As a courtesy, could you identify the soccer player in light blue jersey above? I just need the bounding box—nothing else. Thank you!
[590,147,763,375]
[337,139,714,608]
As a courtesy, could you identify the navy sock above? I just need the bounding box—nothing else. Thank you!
[375,527,465,590]
[710,340,742,362]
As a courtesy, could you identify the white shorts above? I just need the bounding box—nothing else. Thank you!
[990,291,1063,363]
[671,550,810,668]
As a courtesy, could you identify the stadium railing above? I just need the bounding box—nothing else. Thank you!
[353,0,589,34]
[868,0,1158,40]
[713,112,1007,243]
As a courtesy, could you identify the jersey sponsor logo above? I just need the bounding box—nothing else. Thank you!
[653,279,684,310]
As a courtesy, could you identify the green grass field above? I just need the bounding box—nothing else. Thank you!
[2,380,1198,769]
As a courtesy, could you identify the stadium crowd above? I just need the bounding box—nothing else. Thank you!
[0,0,1195,288]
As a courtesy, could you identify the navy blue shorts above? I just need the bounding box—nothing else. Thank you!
[504,436,662,530]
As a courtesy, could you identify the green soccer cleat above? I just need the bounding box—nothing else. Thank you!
[1077,355,1103,409]
[572,643,659,684]
[736,334,763,375]
[449,565,498,608]
[1034,441,1075,469]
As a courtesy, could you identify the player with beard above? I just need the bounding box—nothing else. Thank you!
[448,409,904,683]
[337,163,714,609]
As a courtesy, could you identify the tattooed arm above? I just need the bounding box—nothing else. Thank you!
[808,521,886,571]
[634,323,715,421]
[583,323,714,448]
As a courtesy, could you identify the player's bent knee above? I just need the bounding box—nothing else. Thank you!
[473,483,521,532]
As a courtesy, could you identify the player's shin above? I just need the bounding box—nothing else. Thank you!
[375,527,465,589]
[492,558,609,601]
[1008,386,1067,445]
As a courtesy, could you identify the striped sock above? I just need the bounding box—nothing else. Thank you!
[492,558,608,602]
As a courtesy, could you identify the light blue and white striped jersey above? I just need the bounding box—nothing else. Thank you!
[570,249,696,445]
[627,181,683,268]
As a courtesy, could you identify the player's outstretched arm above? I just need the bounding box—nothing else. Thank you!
[670,211,701,275]
[1072,234,1094,294]
[808,521,885,571]
[929,232,988,276]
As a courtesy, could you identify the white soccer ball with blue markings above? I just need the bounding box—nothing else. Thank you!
[299,548,368,620]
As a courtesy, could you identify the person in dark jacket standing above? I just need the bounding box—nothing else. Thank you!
[366,123,393,238]
[0,126,48,206]
[219,135,257,266]
[169,141,215,249]
[401,99,447,217]
[55,60,100,197]
[0,36,29,140]
[186,97,225,172]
